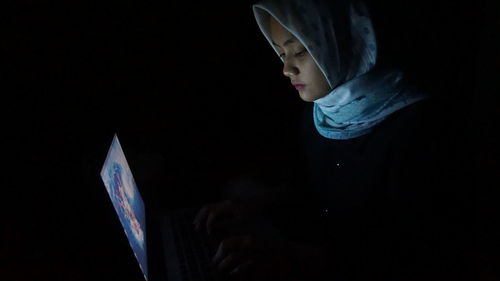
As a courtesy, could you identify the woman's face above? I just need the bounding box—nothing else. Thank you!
[268,16,331,102]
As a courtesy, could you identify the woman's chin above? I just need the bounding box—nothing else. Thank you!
[298,91,317,102]
[299,88,331,102]
[299,91,314,102]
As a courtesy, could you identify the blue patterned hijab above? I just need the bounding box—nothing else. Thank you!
[253,0,429,139]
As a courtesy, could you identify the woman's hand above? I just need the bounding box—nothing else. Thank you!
[210,235,296,281]
[193,200,254,236]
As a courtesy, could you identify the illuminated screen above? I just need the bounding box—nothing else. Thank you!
[100,134,148,280]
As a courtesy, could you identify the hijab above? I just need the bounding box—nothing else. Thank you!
[253,0,429,139]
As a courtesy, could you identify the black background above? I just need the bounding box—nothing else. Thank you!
[2,0,497,280]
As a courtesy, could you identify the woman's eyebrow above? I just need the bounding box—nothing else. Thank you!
[272,37,296,47]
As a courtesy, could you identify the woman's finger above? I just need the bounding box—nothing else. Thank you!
[205,201,237,234]
[216,253,249,273]
[206,212,216,235]
[194,202,228,231]
[212,235,255,265]
[193,206,209,230]
[230,259,256,277]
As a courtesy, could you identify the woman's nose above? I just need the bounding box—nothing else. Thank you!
[283,60,299,77]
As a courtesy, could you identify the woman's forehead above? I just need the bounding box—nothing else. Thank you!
[269,17,299,47]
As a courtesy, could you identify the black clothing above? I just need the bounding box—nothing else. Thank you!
[273,98,474,281]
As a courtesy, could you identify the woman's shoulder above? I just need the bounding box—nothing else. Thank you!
[374,96,462,176]
[361,97,457,172]
[372,97,446,143]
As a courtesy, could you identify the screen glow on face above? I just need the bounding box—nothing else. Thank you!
[269,16,331,102]
[101,135,148,280]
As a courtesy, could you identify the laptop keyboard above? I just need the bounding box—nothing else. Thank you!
[170,209,217,281]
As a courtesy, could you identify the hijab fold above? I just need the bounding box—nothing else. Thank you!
[253,0,429,140]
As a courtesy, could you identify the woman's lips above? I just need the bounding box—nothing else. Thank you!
[293,84,305,90]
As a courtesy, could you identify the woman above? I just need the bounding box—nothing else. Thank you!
[194,0,471,280]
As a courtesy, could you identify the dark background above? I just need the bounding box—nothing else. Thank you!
[2,0,497,280]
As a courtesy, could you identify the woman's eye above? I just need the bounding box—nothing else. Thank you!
[280,49,307,59]
[295,49,307,57]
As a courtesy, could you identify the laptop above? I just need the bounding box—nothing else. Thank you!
[100,134,218,281]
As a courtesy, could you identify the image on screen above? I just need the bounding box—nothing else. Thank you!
[100,134,148,280]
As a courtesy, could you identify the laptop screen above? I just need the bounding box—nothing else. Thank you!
[100,134,148,280]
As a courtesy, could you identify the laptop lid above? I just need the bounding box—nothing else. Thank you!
[100,134,149,280]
